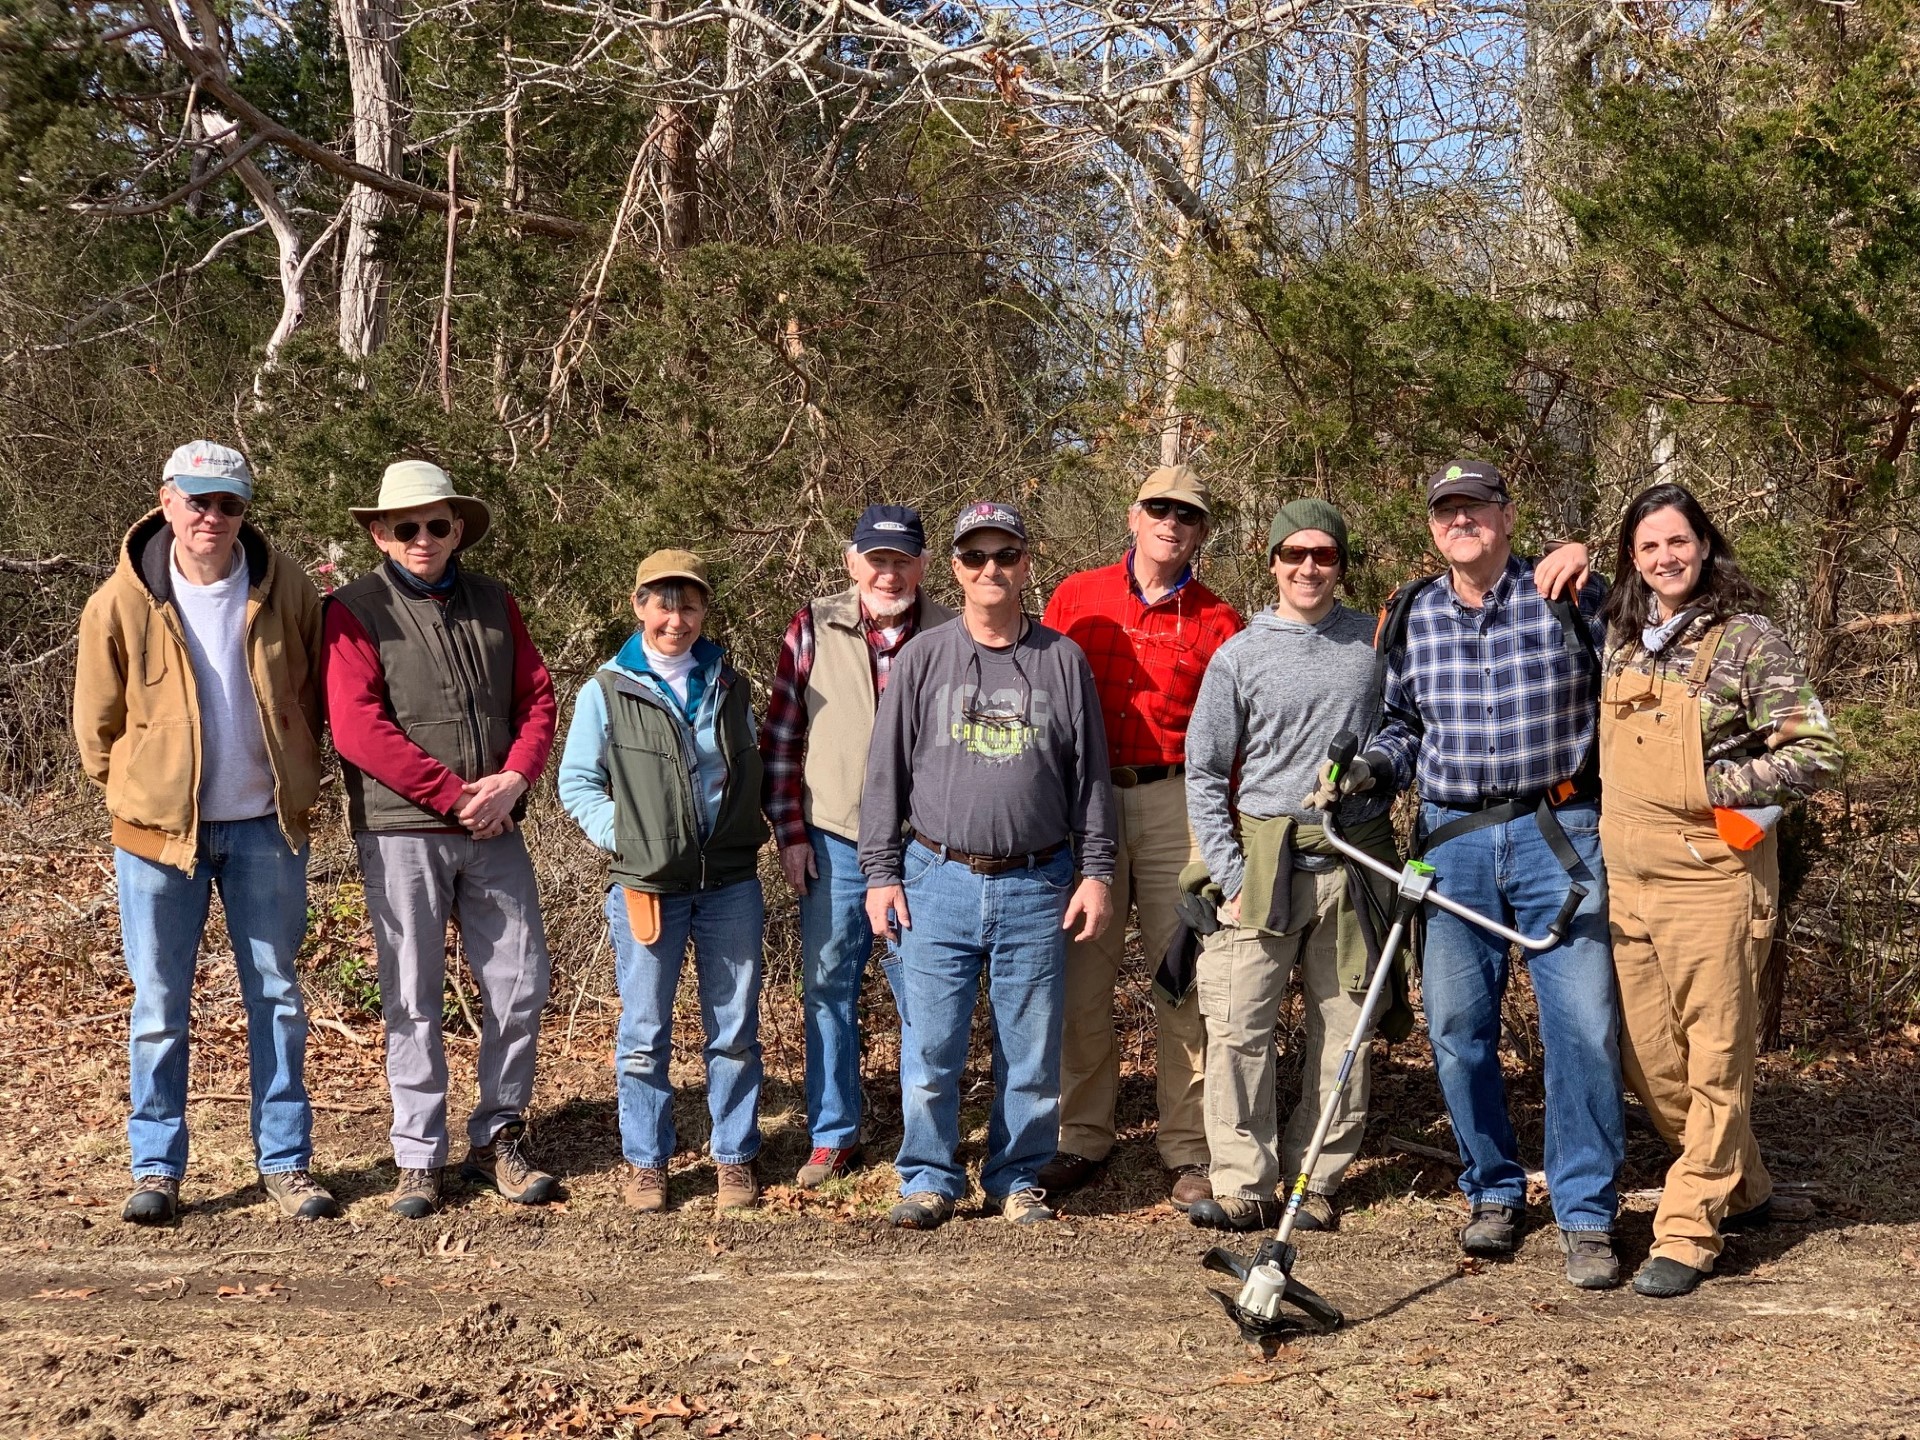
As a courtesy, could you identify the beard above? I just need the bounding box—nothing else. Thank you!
[861,587,916,621]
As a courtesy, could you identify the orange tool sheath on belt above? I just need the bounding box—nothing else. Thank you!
[621,886,663,945]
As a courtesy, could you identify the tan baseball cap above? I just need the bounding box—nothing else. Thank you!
[1136,464,1211,514]
[633,548,711,595]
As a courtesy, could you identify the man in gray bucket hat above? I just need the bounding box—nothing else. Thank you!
[323,460,560,1218]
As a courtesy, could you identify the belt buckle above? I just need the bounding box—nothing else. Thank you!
[1111,767,1138,790]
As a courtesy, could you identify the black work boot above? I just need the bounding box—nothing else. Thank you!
[1188,1195,1283,1232]
[1633,1256,1707,1297]
[123,1175,179,1225]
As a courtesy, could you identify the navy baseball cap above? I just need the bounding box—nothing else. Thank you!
[851,504,926,557]
[951,500,1029,547]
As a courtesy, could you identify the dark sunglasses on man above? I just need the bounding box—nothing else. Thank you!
[1273,544,1342,567]
[1140,497,1206,527]
[179,493,248,519]
[390,517,456,543]
[955,546,1026,571]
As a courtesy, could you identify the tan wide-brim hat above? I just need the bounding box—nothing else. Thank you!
[1136,464,1212,514]
[349,460,491,551]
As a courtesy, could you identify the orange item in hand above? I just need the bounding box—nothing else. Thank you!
[1713,807,1766,852]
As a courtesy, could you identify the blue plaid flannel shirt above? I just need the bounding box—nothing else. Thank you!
[1370,556,1607,806]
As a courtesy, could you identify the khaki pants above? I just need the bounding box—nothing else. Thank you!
[1056,775,1208,1168]
[1606,817,1777,1271]
[1197,867,1376,1200]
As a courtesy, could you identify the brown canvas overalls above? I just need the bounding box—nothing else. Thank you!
[1599,626,1778,1271]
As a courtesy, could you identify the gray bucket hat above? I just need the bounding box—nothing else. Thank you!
[349,461,491,551]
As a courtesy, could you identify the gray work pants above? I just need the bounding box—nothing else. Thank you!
[356,829,551,1167]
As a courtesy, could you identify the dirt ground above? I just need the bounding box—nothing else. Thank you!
[3,839,1919,1440]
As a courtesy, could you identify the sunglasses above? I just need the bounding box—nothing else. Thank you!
[390,518,455,543]
[955,547,1027,571]
[180,493,248,519]
[1141,497,1206,527]
[1274,544,1342,567]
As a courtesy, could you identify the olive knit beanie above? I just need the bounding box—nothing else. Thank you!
[1267,497,1351,564]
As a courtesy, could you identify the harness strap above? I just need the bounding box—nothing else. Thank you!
[1686,623,1728,692]
[1418,795,1586,881]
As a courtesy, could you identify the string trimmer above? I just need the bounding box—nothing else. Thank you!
[1201,730,1588,1341]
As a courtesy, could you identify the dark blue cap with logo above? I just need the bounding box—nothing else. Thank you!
[850,504,927,557]
[951,500,1029,547]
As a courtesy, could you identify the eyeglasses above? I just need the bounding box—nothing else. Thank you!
[955,547,1026,571]
[1429,499,1501,523]
[1141,497,1206,527]
[391,518,455,543]
[1273,544,1342,567]
[180,493,248,519]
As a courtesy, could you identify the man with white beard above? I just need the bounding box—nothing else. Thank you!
[761,506,955,1188]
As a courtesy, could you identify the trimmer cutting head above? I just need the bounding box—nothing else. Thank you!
[1201,1240,1344,1341]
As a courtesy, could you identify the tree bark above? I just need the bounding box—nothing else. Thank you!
[652,0,700,253]
[338,0,406,360]
[1158,54,1210,468]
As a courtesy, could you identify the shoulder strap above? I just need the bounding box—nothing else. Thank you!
[1371,574,1442,732]
[1686,623,1729,690]
[1543,588,1601,674]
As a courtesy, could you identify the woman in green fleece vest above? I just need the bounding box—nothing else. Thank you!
[558,550,770,1216]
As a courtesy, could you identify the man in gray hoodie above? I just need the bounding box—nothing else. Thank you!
[1182,499,1397,1233]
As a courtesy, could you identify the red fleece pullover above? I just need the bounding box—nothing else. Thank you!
[322,595,558,822]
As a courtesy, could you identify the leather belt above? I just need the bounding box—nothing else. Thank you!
[910,830,1067,876]
[1111,762,1184,790]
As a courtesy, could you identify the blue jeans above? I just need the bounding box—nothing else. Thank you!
[1418,800,1624,1232]
[892,840,1074,1202]
[115,816,314,1179]
[800,826,905,1150]
[606,878,764,1169]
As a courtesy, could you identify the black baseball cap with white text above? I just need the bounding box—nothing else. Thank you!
[1426,460,1510,507]
[851,504,927,557]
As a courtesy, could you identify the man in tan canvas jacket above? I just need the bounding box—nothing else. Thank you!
[74,440,335,1226]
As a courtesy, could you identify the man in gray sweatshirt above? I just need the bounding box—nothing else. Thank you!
[1182,498,1397,1233]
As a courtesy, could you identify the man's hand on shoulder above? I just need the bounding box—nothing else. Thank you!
[1533,540,1591,600]
[1062,876,1112,942]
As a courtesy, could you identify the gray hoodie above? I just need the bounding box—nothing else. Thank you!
[1185,602,1393,898]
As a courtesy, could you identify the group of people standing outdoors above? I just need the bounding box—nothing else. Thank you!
[76,438,1841,1301]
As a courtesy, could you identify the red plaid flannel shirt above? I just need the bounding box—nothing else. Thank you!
[1041,554,1243,770]
[759,592,932,850]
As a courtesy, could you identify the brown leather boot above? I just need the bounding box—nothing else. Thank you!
[622,1166,667,1213]
[461,1121,558,1205]
[715,1161,760,1210]
[1168,1164,1212,1211]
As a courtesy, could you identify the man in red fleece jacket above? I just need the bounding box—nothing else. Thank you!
[323,461,558,1219]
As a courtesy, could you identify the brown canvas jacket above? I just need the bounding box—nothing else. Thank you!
[73,509,326,871]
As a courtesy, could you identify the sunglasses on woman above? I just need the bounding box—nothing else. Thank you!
[955,547,1026,571]
[1273,544,1342,567]
[1141,497,1206,527]
[390,518,455,543]
[180,493,248,519]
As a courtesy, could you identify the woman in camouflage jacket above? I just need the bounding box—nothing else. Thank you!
[1595,482,1843,1299]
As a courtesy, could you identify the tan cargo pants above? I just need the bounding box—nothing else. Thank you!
[1197,866,1379,1200]
[1056,774,1209,1168]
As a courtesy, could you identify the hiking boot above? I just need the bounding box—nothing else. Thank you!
[1460,1201,1520,1256]
[995,1188,1055,1225]
[795,1145,862,1190]
[123,1175,178,1225]
[261,1169,340,1221]
[1188,1195,1283,1232]
[1722,1197,1773,1232]
[1559,1229,1621,1289]
[389,1167,441,1220]
[462,1121,558,1205]
[888,1191,955,1230]
[1633,1256,1707,1298]
[715,1161,760,1210]
[1168,1164,1212,1212]
[1036,1152,1104,1197]
[1290,1191,1338,1233]
[622,1166,668,1214]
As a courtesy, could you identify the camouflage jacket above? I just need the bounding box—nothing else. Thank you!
[1603,611,1844,808]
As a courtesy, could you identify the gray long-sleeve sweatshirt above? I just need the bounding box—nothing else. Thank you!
[1185,603,1394,898]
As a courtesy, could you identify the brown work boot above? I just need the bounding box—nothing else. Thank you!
[1290,1191,1338,1232]
[1168,1164,1212,1211]
[123,1175,179,1225]
[389,1166,441,1220]
[261,1169,340,1221]
[1188,1195,1283,1232]
[462,1121,559,1205]
[1036,1151,1104,1197]
[715,1161,760,1210]
[622,1166,668,1213]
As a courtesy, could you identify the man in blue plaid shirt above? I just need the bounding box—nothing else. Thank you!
[1331,460,1625,1291]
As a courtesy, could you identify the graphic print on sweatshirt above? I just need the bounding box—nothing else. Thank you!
[933,680,1054,762]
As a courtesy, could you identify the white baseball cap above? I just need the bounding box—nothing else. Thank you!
[162,440,254,500]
